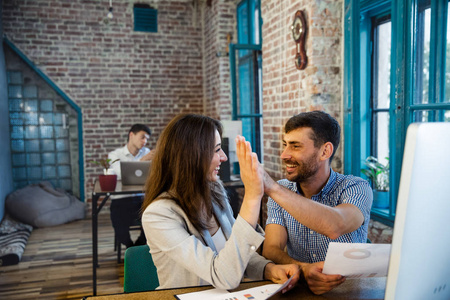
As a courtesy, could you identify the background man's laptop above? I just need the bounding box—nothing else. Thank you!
[120,161,151,185]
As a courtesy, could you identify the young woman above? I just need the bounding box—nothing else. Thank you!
[141,114,299,290]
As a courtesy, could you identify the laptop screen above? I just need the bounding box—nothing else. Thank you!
[120,161,151,185]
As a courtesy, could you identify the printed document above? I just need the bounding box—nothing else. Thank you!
[175,271,298,300]
[322,242,391,278]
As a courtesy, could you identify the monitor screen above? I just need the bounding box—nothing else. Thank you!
[385,122,450,300]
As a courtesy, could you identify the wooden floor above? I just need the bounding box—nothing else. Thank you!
[0,212,129,299]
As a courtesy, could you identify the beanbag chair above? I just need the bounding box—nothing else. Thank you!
[0,214,33,266]
[5,181,86,228]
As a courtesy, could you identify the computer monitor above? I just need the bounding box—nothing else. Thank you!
[385,122,450,300]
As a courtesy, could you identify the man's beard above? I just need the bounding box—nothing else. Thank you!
[284,154,320,183]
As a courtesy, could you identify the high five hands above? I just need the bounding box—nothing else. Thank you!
[235,135,264,200]
[235,135,300,292]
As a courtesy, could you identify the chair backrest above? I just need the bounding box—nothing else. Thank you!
[124,244,159,293]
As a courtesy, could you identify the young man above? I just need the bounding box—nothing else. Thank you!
[108,124,155,248]
[261,111,373,295]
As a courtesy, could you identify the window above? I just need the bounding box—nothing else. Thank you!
[134,4,157,33]
[360,4,392,217]
[345,0,450,225]
[230,0,262,164]
[5,38,85,201]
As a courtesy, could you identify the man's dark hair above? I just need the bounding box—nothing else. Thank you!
[285,111,341,162]
[128,124,151,141]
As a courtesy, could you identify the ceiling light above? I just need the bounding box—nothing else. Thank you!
[107,0,113,19]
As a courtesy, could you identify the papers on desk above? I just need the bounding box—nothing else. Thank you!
[174,288,230,300]
[175,272,297,300]
[323,242,391,278]
[175,284,280,300]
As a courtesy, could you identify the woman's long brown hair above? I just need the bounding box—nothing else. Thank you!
[141,114,226,231]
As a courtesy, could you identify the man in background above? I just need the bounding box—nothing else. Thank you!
[109,124,155,248]
[262,111,373,295]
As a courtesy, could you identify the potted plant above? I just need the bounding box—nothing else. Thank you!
[361,156,389,209]
[90,158,120,191]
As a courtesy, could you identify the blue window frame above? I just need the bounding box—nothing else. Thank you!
[230,0,263,162]
[344,0,450,225]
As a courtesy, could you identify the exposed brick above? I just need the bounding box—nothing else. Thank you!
[3,0,349,220]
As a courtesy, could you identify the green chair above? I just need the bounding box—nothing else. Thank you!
[124,245,159,293]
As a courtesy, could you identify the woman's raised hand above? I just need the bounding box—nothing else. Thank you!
[236,135,264,199]
[235,135,264,227]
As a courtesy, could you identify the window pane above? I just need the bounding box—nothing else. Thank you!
[446,3,450,103]
[24,100,38,112]
[41,139,55,152]
[412,109,450,122]
[13,167,27,180]
[58,165,71,178]
[40,126,54,138]
[57,152,70,164]
[9,99,23,112]
[25,140,39,152]
[10,112,23,125]
[59,179,72,191]
[26,153,41,166]
[43,166,56,178]
[24,112,38,125]
[237,2,248,44]
[375,112,390,165]
[8,85,22,98]
[11,139,24,152]
[7,71,22,85]
[11,126,24,139]
[24,126,38,139]
[42,153,56,165]
[23,86,37,98]
[252,0,260,45]
[56,139,69,151]
[12,154,26,166]
[372,17,391,162]
[376,22,391,109]
[423,8,430,104]
[40,99,53,111]
[39,113,54,125]
[415,6,431,104]
[27,167,42,179]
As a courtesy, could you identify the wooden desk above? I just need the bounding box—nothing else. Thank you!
[84,277,386,299]
[91,180,144,296]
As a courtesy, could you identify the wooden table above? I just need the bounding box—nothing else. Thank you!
[84,277,387,299]
[91,180,145,295]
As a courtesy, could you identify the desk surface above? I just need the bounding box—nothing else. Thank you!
[93,180,144,195]
[84,277,386,299]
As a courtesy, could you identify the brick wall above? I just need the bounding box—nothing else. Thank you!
[2,0,236,205]
[260,0,343,178]
[3,0,393,239]
[259,0,394,241]
[203,0,236,120]
[4,0,355,217]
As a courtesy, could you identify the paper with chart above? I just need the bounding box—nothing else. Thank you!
[210,269,299,300]
[322,242,391,278]
[176,270,298,300]
[175,284,282,300]
[174,288,230,300]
